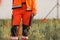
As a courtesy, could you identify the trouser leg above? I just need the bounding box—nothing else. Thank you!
[11,8,21,40]
[11,25,18,40]
[22,24,30,36]
[21,11,32,40]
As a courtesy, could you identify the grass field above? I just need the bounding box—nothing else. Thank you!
[0,19,60,40]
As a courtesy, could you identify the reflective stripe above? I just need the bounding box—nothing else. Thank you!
[27,8,32,11]
[27,8,32,10]
[26,8,32,11]
[10,37,18,40]
[12,5,22,9]
[13,5,22,8]
[22,36,29,39]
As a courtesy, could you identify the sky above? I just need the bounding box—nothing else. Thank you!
[0,0,60,19]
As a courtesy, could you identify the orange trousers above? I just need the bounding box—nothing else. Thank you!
[12,4,32,36]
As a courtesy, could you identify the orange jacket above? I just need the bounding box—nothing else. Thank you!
[13,0,37,15]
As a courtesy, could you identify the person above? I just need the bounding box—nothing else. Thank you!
[10,0,37,40]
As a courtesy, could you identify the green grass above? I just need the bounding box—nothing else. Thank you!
[0,19,60,40]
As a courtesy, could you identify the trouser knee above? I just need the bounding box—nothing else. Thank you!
[22,24,30,36]
[11,25,18,36]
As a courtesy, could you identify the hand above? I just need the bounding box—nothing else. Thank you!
[32,14,34,17]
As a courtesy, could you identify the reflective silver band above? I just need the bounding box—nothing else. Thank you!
[26,8,32,11]
[10,37,18,40]
[12,5,22,9]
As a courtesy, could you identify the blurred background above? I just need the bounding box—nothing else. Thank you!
[0,0,60,19]
[0,0,60,40]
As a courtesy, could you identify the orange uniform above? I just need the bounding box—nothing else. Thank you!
[12,0,37,26]
[11,0,37,40]
[13,0,37,14]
